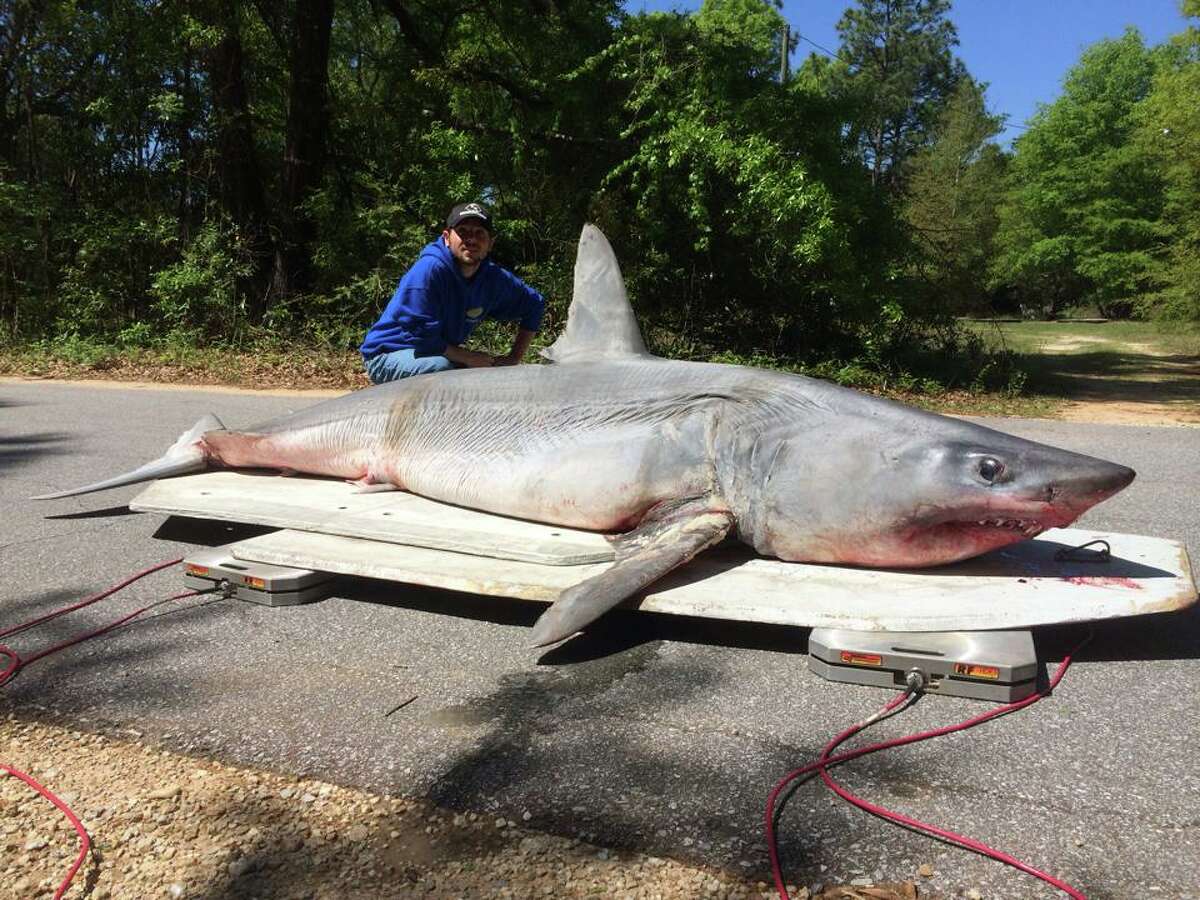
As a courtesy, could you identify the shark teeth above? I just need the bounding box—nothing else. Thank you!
[974,518,1043,537]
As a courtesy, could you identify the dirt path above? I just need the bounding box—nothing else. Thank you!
[1057,398,1200,426]
[1030,334,1200,426]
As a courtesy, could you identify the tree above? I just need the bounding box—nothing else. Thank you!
[991,29,1162,318]
[832,0,965,192]
[201,0,273,305]
[903,77,1006,314]
[1134,2,1200,322]
[590,3,903,361]
[694,0,789,85]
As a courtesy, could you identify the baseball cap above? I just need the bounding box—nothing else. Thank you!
[446,202,493,232]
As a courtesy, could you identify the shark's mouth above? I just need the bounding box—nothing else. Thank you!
[900,509,1074,566]
[790,513,1063,568]
[963,517,1046,538]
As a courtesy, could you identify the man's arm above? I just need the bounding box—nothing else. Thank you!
[492,327,537,367]
[443,344,496,368]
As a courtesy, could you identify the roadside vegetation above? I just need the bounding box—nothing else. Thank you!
[0,0,1198,404]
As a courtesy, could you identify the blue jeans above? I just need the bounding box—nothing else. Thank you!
[365,348,460,384]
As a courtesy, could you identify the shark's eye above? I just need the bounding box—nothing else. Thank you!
[978,458,1004,483]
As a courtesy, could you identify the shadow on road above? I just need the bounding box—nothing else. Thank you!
[1,588,234,716]
[0,430,72,474]
[152,516,281,547]
[45,504,142,520]
[1035,605,1200,663]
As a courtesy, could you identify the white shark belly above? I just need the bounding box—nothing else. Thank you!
[368,365,722,530]
[390,427,712,530]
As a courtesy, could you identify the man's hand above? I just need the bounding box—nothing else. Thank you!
[444,345,495,368]
[445,325,537,370]
[496,327,537,367]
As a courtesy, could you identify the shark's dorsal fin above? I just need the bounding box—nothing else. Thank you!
[540,224,652,364]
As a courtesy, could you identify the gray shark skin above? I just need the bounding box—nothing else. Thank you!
[33,226,1136,647]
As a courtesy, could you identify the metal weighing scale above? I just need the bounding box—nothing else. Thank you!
[183,546,335,607]
[808,628,1039,702]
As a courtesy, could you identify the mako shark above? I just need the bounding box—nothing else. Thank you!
[34,225,1135,646]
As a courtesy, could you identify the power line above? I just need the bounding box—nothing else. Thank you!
[795,32,838,58]
[789,29,1036,136]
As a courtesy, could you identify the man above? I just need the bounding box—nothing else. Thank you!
[359,202,546,383]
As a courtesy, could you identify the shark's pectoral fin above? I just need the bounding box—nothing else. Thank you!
[530,502,734,647]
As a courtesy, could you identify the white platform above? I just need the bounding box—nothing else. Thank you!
[132,471,1198,632]
[132,471,613,565]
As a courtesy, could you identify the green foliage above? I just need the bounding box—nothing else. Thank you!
[695,0,788,82]
[903,77,1007,315]
[592,7,914,363]
[150,220,255,342]
[832,0,965,192]
[1133,19,1200,322]
[708,321,1027,396]
[0,172,55,339]
[55,214,176,339]
[10,0,1198,389]
[991,30,1163,318]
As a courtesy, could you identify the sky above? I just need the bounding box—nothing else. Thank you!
[628,0,1192,146]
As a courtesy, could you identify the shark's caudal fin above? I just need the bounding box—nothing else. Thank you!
[540,224,653,364]
[31,414,224,500]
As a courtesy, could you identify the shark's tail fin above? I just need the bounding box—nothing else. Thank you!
[31,413,225,500]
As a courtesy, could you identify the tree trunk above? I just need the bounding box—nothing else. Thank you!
[272,0,334,302]
[206,0,274,319]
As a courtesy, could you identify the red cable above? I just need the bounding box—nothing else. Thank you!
[767,639,1089,900]
[1,557,213,898]
[0,763,91,900]
[0,558,186,687]
[0,558,182,640]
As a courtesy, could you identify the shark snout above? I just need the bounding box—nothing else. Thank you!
[1074,458,1135,494]
[1048,458,1135,515]
[1106,462,1136,491]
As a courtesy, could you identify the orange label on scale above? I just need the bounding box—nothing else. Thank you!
[954,662,1000,680]
[840,651,883,667]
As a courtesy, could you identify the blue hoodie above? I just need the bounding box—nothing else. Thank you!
[360,239,545,360]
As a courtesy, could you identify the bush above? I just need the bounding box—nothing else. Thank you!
[150,220,254,343]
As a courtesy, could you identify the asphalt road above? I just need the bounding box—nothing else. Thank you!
[2,379,1198,899]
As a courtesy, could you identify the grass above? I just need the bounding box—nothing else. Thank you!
[2,319,1196,422]
[963,320,1200,416]
[0,341,368,392]
[966,319,1200,358]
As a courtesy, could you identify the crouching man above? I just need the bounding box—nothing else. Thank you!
[360,202,545,383]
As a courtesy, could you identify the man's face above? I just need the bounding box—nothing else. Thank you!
[443,219,493,269]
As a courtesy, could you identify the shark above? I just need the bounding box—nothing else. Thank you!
[33,225,1136,646]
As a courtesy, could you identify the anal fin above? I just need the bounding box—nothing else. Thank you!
[350,480,399,494]
[530,501,733,647]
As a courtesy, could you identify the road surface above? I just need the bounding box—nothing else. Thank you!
[2,380,1197,899]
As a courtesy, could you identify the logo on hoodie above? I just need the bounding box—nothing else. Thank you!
[466,307,484,320]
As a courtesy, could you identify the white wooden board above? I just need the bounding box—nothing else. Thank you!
[131,471,615,565]
[229,526,1196,632]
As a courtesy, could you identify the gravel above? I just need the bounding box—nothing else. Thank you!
[0,716,935,899]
